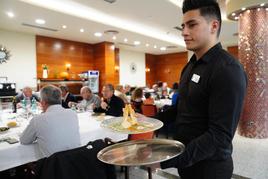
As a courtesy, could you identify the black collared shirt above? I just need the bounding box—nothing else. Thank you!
[162,43,247,169]
[93,94,125,117]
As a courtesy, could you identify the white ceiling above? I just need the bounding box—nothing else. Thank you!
[0,0,238,55]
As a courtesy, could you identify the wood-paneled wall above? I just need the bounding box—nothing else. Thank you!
[145,52,188,88]
[36,36,94,80]
[114,48,120,85]
[145,54,157,87]
[93,42,116,91]
[227,46,238,59]
[36,36,119,93]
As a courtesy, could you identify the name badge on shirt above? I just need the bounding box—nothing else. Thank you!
[191,74,200,83]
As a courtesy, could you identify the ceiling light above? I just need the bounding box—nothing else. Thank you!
[154,45,157,49]
[257,8,261,11]
[231,13,236,16]
[241,7,246,11]
[134,41,140,45]
[234,16,239,20]
[266,8,268,11]
[124,38,128,42]
[6,12,14,18]
[160,47,166,51]
[35,19,45,24]
[112,36,116,40]
[62,25,67,29]
[80,28,84,32]
[104,30,119,35]
[145,44,149,47]
[104,0,116,3]
[94,32,102,37]
[260,3,265,7]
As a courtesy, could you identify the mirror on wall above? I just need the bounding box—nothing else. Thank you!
[0,45,11,64]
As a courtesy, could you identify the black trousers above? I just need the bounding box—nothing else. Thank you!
[178,157,233,179]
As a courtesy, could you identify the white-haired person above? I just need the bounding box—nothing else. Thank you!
[20,85,80,157]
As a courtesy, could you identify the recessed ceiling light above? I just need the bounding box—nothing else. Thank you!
[266,8,268,11]
[241,7,246,11]
[35,19,45,24]
[62,25,67,29]
[154,45,157,49]
[124,38,128,42]
[231,13,236,16]
[160,47,166,51]
[257,8,261,11]
[94,32,102,37]
[260,3,265,7]
[80,28,84,32]
[234,16,239,20]
[145,44,149,47]
[6,12,14,18]
[112,36,117,40]
[134,41,140,45]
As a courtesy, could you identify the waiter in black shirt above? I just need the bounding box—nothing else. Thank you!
[160,0,247,178]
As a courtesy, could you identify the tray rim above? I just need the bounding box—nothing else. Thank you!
[97,138,185,166]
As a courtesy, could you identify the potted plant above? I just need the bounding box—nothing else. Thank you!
[42,64,48,79]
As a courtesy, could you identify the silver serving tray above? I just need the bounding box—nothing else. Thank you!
[97,139,185,166]
[100,116,163,134]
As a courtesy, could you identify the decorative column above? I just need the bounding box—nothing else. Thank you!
[227,1,268,138]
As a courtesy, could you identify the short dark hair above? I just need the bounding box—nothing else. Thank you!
[59,85,69,92]
[182,0,222,37]
[172,82,179,90]
[104,84,114,92]
[144,92,151,99]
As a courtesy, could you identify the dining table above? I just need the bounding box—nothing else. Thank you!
[0,109,128,172]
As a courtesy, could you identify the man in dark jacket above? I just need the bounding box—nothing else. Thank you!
[59,85,77,108]
[94,84,125,117]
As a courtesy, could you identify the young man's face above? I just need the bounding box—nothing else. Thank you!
[181,9,214,52]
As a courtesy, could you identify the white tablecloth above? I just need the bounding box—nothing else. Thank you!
[154,99,172,109]
[0,111,127,171]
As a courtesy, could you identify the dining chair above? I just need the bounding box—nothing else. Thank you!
[141,104,157,117]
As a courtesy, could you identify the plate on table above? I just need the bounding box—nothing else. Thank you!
[91,113,106,117]
[100,116,163,134]
[97,139,185,166]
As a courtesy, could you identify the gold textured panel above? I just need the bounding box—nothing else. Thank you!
[238,8,268,138]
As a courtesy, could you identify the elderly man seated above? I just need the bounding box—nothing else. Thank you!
[114,84,129,104]
[15,86,40,108]
[94,84,125,117]
[69,86,101,111]
[20,85,80,157]
[59,85,77,109]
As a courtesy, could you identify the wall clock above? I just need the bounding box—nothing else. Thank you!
[0,45,11,64]
[130,62,137,73]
